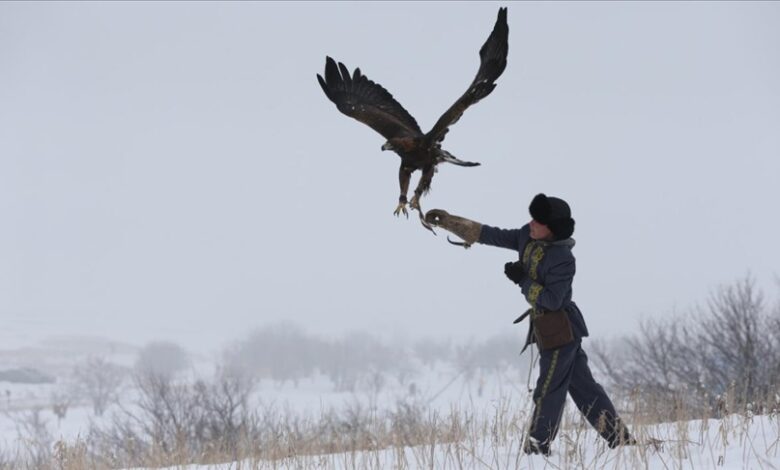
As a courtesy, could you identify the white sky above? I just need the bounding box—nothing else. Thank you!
[1,2,779,352]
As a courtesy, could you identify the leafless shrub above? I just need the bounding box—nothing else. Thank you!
[81,362,470,468]
[311,399,379,454]
[12,408,53,469]
[388,396,430,447]
[593,276,780,419]
[10,379,779,469]
[191,365,256,459]
[71,356,126,417]
[86,363,257,467]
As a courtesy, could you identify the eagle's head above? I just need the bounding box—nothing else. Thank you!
[381,141,394,151]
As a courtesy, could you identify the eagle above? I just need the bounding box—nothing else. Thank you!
[317,8,508,231]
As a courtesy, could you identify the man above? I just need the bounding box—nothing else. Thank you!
[425,194,635,456]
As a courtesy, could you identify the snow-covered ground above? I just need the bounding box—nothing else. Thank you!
[0,331,525,444]
[120,413,780,470]
[1,334,779,469]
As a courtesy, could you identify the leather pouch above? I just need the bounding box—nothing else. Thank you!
[533,309,574,350]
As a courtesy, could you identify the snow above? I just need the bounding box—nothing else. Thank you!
[117,413,780,469]
[1,337,778,469]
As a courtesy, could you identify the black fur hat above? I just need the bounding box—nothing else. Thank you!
[529,193,575,240]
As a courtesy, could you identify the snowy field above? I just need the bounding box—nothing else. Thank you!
[123,413,780,470]
[1,332,779,469]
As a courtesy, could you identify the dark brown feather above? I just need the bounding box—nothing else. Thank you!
[317,57,422,141]
[425,7,509,146]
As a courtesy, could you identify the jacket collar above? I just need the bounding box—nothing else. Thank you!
[533,237,576,249]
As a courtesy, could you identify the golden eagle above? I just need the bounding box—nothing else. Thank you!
[317,8,508,230]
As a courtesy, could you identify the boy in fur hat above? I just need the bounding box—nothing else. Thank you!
[426,194,635,455]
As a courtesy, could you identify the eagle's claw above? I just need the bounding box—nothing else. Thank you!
[409,195,436,235]
[393,202,409,218]
[410,194,421,212]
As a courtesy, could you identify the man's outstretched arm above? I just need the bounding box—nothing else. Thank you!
[425,209,483,245]
[425,209,526,251]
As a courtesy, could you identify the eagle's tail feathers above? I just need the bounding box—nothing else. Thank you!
[439,150,481,167]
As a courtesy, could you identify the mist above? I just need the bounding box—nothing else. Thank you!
[1,2,778,355]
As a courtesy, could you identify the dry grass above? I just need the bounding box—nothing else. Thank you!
[3,389,779,469]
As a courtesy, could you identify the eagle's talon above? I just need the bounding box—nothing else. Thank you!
[393,202,409,218]
[410,195,435,234]
[410,195,421,212]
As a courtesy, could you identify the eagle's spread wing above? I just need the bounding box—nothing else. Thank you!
[425,8,508,145]
[318,57,422,141]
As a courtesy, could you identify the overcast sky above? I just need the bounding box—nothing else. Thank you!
[2,2,779,352]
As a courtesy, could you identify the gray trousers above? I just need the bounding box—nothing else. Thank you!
[529,340,629,445]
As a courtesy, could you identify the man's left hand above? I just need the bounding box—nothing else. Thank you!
[504,261,526,285]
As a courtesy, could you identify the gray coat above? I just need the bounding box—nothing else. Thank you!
[478,223,589,347]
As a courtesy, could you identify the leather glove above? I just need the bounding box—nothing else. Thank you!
[504,261,526,285]
[424,209,483,245]
[425,209,450,226]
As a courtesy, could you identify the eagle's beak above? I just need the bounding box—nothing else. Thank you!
[381,142,393,151]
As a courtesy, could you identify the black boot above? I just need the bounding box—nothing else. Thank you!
[607,421,637,448]
[523,436,551,456]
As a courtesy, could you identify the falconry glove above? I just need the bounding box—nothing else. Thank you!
[504,261,526,285]
[425,209,483,246]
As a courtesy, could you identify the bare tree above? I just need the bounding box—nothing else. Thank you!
[87,363,256,467]
[593,276,780,418]
[132,370,198,455]
[766,298,780,391]
[72,356,126,416]
[225,322,323,386]
[695,277,769,400]
[12,408,52,469]
[192,365,255,456]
